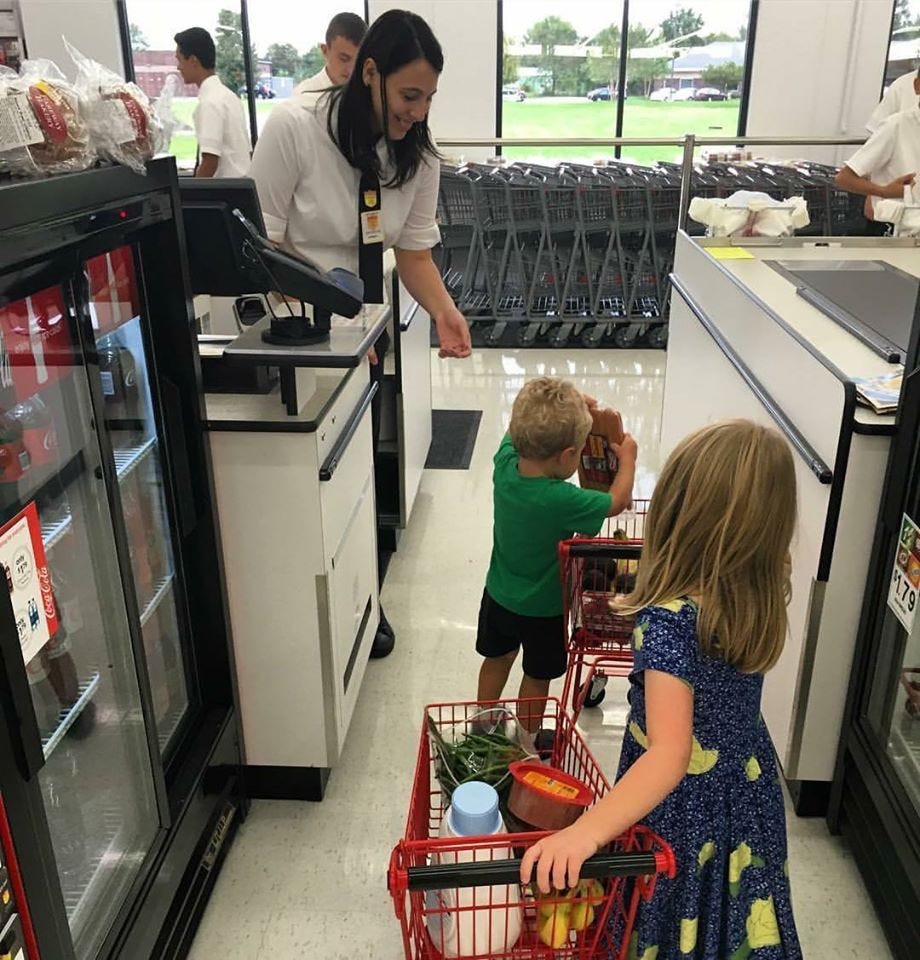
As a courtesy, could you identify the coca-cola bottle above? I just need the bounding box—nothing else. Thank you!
[8,395,58,468]
[0,408,31,483]
[26,651,60,739]
[98,344,140,421]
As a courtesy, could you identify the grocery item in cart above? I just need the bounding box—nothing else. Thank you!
[426,781,523,957]
[577,406,624,493]
[0,60,93,177]
[507,760,593,831]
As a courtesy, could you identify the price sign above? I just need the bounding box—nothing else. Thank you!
[0,503,58,666]
[888,513,920,632]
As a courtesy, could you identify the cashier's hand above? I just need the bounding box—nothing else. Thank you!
[368,346,379,365]
[880,173,916,199]
[432,305,472,359]
[520,823,599,894]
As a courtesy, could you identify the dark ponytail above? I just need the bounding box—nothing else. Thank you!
[326,9,443,188]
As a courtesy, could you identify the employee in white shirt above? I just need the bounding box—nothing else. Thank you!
[836,107,920,235]
[867,67,920,134]
[175,27,251,178]
[250,10,471,658]
[294,12,367,95]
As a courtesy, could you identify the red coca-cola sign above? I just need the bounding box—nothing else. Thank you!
[27,84,68,144]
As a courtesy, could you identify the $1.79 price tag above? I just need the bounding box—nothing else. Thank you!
[888,513,920,632]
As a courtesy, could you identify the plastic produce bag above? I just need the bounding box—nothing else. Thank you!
[0,58,94,177]
[689,190,810,238]
[65,38,173,174]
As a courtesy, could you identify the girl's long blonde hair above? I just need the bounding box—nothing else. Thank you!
[619,420,797,673]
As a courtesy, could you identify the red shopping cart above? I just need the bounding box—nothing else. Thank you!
[388,697,674,959]
[559,501,649,717]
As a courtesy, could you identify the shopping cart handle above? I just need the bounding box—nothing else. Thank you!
[562,541,643,560]
[405,851,666,891]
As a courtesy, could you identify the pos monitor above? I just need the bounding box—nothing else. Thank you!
[179,178,364,345]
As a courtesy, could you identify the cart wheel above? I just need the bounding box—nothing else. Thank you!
[612,325,640,349]
[582,675,608,709]
[581,325,604,347]
[646,325,669,349]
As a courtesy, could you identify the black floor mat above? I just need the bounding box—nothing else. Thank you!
[425,410,482,470]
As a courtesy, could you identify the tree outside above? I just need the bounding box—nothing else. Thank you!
[215,8,246,94]
[524,15,582,96]
[661,7,705,46]
[265,42,300,79]
[701,62,743,92]
[130,23,149,52]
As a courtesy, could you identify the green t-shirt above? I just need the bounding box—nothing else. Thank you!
[485,435,612,617]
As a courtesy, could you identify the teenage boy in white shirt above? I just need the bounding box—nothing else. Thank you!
[175,27,251,178]
[294,12,367,94]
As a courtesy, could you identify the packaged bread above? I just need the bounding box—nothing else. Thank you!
[578,405,624,492]
[0,60,93,177]
[66,39,174,174]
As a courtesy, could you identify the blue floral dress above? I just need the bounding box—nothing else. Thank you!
[610,600,802,960]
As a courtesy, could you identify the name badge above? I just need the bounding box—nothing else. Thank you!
[361,210,384,245]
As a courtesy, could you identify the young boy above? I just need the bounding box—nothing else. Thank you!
[477,377,638,734]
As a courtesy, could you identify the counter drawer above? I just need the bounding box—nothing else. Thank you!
[314,362,369,470]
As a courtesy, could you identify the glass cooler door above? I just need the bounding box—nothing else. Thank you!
[83,247,194,759]
[0,282,159,960]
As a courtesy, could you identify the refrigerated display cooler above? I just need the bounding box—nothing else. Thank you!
[830,293,920,960]
[0,159,244,960]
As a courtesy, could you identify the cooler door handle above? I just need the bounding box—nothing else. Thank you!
[0,596,46,780]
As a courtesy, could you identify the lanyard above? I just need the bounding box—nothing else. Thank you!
[358,167,385,304]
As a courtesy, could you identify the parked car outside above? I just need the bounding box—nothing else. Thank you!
[672,88,697,102]
[728,88,742,100]
[502,86,526,102]
[693,87,727,101]
[586,86,612,101]
[649,87,675,102]
[239,82,276,99]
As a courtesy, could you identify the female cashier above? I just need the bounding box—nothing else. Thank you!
[249,9,471,659]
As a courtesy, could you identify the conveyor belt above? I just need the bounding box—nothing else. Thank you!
[769,260,918,363]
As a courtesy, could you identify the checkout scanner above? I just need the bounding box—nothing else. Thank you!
[179,178,364,345]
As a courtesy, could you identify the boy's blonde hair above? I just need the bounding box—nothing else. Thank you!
[509,377,592,460]
[619,419,797,673]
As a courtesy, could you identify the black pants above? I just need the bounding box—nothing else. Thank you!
[862,217,891,237]
[369,328,390,452]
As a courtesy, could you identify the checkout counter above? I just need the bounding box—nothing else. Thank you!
[181,181,432,800]
[664,232,909,814]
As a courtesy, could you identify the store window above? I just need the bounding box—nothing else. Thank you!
[124,2,246,171]
[501,0,625,163]
[500,0,753,166]
[882,0,920,92]
[246,1,364,133]
[621,1,751,166]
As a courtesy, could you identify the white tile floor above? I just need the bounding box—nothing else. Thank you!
[188,349,892,960]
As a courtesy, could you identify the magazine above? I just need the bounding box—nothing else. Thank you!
[853,370,903,414]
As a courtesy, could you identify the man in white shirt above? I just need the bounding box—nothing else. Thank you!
[867,67,920,134]
[293,12,367,95]
[175,27,251,178]
[836,107,920,233]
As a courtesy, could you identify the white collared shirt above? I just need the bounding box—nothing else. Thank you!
[248,92,441,276]
[846,107,920,216]
[193,74,251,178]
[293,67,334,96]
[867,71,919,134]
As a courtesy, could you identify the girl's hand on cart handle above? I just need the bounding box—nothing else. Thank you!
[520,824,601,894]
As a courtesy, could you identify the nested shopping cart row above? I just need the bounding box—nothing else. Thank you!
[438,157,865,348]
[438,162,673,348]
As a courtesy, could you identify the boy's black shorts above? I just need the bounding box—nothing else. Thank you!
[476,589,567,681]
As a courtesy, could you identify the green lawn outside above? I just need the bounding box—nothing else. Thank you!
[164,95,739,169]
[500,98,741,166]
[167,96,276,166]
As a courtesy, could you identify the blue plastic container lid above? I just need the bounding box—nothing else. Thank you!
[448,781,502,836]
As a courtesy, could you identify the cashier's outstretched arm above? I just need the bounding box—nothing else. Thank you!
[394,248,472,359]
